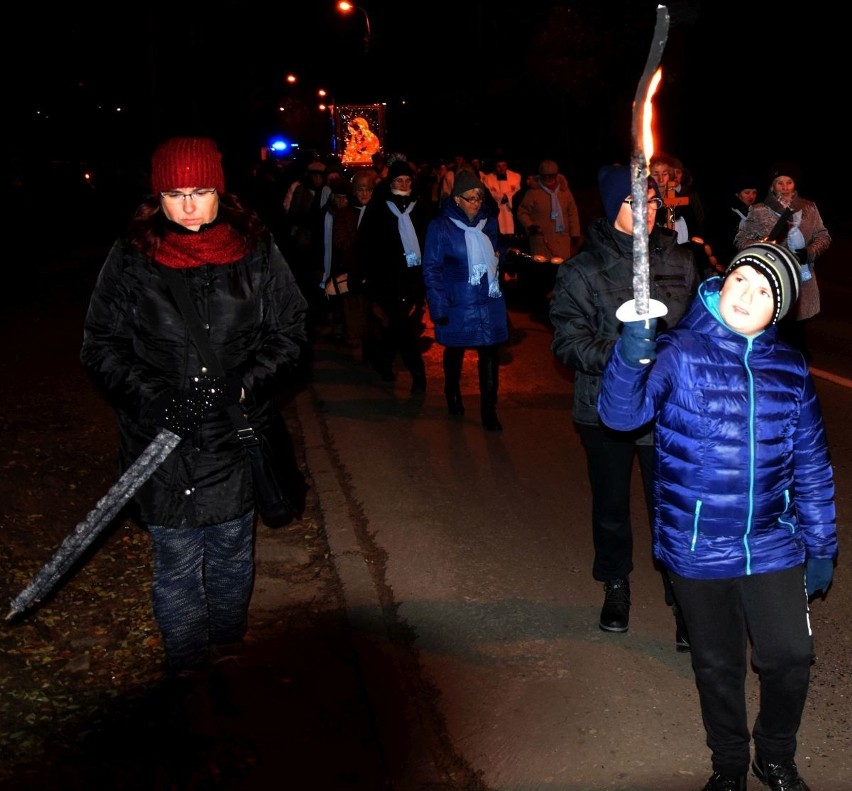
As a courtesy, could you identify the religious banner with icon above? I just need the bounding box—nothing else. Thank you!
[336,104,384,166]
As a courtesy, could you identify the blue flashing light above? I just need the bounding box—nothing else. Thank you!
[268,136,299,157]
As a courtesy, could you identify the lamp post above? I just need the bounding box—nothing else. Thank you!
[336,1,371,54]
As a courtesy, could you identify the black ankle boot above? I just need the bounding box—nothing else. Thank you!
[702,771,747,791]
[481,412,502,431]
[599,578,630,632]
[446,392,465,417]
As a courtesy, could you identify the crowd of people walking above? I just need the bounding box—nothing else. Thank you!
[78,135,837,791]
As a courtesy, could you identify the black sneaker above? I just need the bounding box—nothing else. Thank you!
[702,770,747,791]
[673,603,691,652]
[599,578,630,632]
[752,755,811,790]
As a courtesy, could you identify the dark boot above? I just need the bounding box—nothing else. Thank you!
[752,756,810,791]
[599,577,630,632]
[443,347,464,417]
[702,771,747,791]
[477,347,502,432]
[409,353,427,394]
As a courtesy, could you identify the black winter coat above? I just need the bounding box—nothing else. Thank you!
[354,187,431,313]
[549,218,699,427]
[81,238,309,528]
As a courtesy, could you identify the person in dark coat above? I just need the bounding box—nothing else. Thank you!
[705,172,759,270]
[549,164,699,648]
[598,243,836,791]
[423,170,509,431]
[80,137,309,675]
[355,158,432,391]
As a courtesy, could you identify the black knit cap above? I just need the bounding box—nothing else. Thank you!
[386,159,414,182]
[768,161,802,187]
[725,242,801,325]
[452,169,486,197]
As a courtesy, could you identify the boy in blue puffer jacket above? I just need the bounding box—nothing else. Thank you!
[598,242,836,791]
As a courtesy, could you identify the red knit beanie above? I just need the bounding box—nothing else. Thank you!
[150,137,226,194]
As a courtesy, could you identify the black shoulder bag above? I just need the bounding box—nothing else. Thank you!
[163,268,297,527]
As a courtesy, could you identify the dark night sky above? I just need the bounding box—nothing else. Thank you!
[5,1,845,225]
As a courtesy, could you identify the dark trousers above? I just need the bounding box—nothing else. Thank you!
[366,302,426,381]
[669,567,814,777]
[149,511,255,672]
[576,422,675,605]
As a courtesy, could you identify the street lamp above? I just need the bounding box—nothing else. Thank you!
[336,1,371,54]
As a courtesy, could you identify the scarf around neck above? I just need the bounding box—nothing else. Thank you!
[448,217,501,297]
[385,200,421,266]
[538,179,565,233]
[154,222,248,269]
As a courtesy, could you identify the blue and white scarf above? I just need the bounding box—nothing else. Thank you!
[538,179,565,233]
[386,200,422,266]
[449,217,501,298]
[320,211,334,287]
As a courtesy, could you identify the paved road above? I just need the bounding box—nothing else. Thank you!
[296,254,852,790]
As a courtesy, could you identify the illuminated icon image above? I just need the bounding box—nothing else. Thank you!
[336,104,384,166]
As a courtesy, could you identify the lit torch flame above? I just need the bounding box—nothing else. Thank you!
[642,68,662,165]
[617,5,670,328]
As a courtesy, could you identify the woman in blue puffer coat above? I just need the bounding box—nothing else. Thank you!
[598,243,836,791]
[423,170,508,431]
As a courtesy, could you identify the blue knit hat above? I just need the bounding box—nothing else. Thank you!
[598,165,658,225]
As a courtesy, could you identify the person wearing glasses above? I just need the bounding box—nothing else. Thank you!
[422,170,508,431]
[549,164,699,648]
[81,137,309,677]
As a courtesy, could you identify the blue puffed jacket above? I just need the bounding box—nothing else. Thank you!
[422,201,508,348]
[597,277,837,580]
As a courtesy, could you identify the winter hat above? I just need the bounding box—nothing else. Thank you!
[151,137,225,194]
[725,242,801,325]
[452,169,486,197]
[732,172,759,195]
[597,164,659,225]
[306,160,327,175]
[768,161,802,187]
[386,159,414,182]
[538,160,559,177]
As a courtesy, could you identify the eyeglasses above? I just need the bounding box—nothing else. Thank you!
[624,196,664,210]
[458,194,484,204]
[160,189,217,203]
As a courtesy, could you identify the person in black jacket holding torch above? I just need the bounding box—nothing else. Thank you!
[549,164,699,649]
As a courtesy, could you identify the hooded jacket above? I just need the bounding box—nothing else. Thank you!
[550,217,699,427]
[597,277,837,579]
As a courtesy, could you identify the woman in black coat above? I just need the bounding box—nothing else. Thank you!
[81,137,309,674]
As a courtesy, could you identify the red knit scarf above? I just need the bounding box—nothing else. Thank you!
[154,223,249,269]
